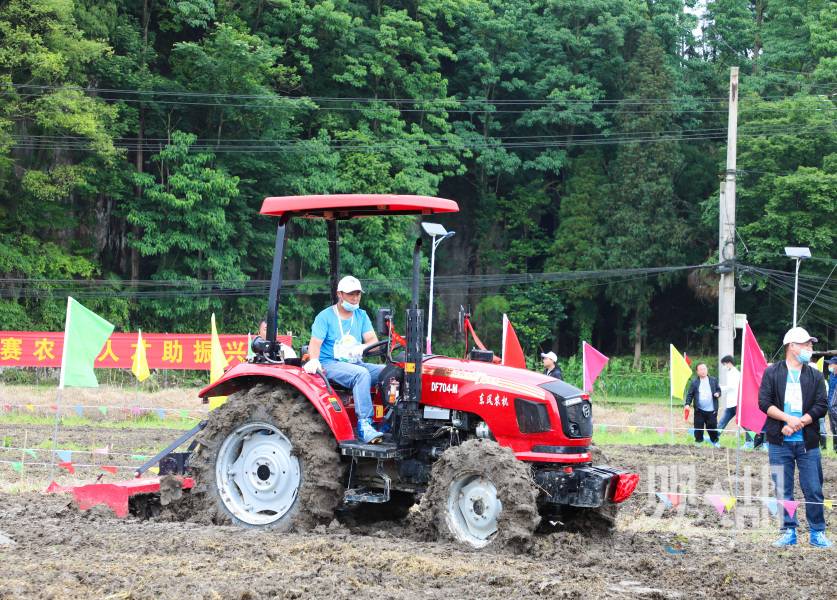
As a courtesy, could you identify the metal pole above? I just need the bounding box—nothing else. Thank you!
[718,66,738,387]
[427,235,437,353]
[793,257,800,327]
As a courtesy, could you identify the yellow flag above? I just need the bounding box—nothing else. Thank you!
[208,313,229,410]
[670,344,693,400]
[131,329,151,382]
[815,356,824,372]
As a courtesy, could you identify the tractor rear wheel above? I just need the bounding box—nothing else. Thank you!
[189,382,344,530]
[419,439,539,550]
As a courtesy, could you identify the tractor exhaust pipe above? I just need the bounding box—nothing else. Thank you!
[404,238,424,406]
[411,238,422,308]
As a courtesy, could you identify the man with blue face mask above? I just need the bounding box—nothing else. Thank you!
[303,276,384,443]
[758,327,830,548]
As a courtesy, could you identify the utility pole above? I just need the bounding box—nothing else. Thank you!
[718,67,738,384]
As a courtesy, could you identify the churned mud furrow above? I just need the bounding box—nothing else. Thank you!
[1,442,836,598]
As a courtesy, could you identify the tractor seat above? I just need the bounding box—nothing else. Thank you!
[329,381,353,393]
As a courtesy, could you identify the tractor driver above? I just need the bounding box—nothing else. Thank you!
[303,276,384,444]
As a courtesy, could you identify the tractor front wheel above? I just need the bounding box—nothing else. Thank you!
[189,382,343,530]
[419,439,540,550]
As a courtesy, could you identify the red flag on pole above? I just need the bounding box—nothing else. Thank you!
[501,314,527,369]
[582,341,609,393]
[737,323,768,432]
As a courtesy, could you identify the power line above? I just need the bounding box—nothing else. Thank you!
[0,263,717,300]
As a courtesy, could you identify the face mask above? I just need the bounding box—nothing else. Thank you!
[341,300,359,312]
[797,349,812,364]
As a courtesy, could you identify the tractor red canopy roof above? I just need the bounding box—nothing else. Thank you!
[260,194,459,220]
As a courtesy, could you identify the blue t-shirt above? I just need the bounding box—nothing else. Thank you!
[311,306,373,363]
[828,372,837,408]
[784,368,804,442]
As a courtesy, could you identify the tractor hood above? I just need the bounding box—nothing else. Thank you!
[422,355,561,398]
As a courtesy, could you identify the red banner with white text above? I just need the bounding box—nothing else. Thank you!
[0,332,292,370]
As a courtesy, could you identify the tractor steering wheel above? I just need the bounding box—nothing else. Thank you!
[362,338,391,358]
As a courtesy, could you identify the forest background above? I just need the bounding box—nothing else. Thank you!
[1,0,834,369]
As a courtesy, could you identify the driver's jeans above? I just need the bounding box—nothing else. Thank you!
[322,360,385,423]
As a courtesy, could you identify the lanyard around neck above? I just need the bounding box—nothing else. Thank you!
[333,305,354,338]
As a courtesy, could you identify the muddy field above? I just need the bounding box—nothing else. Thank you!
[2,419,837,599]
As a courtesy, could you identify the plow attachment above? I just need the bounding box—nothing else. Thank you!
[47,477,194,518]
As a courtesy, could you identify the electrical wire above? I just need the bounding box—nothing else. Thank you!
[0,263,718,300]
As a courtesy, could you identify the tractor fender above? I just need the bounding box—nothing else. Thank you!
[198,362,356,442]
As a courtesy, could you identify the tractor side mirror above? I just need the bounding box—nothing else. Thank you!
[376,308,393,337]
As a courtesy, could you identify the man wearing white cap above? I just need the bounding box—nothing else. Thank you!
[303,276,384,443]
[758,326,830,548]
[541,351,563,380]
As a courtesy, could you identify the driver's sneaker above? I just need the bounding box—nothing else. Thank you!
[358,419,383,444]
[810,530,833,548]
[772,528,797,547]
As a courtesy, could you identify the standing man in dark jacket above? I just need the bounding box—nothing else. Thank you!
[758,327,830,548]
[541,351,563,380]
[684,363,722,446]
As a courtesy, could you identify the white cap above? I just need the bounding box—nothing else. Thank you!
[337,275,363,293]
[783,326,817,345]
[541,351,558,362]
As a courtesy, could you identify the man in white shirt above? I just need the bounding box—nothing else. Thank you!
[716,355,753,446]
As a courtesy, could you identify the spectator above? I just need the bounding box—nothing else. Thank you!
[684,363,722,447]
[541,351,563,380]
[827,357,837,453]
[717,355,754,447]
[758,327,830,548]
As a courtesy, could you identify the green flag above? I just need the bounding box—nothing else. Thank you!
[59,297,115,389]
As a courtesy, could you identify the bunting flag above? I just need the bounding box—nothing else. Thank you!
[500,314,527,369]
[59,297,115,389]
[627,426,638,433]
[667,493,682,507]
[582,341,609,393]
[131,329,151,382]
[178,409,189,419]
[815,356,824,372]
[98,406,108,416]
[738,323,768,433]
[24,449,37,459]
[670,345,693,400]
[58,461,75,474]
[723,496,737,512]
[656,427,667,435]
[74,405,84,417]
[130,454,148,461]
[101,465,118,475]
[92,446,109,456]
[598,424,607,433]
[130,406,142,416]
[656,492,672,508]
[55,450,72,463]
[706,494,726,515]
[156,408,166,420]
[782,500,800,518]
[11,461,23,473]
[825,499,834,510]
[24,404,34,412]
[762,497,779,516]
[208,313,229,410]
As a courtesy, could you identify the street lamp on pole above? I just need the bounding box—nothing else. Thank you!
[421,222,455,354]
[784,246,811,327]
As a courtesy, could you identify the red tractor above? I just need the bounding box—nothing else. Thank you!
[129,194,638,548]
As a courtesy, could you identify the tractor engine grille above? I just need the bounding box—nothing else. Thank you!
[555,395,593,439]
[538,379,594,440]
